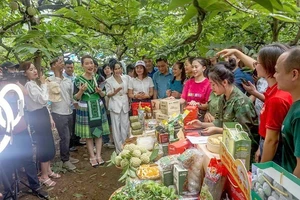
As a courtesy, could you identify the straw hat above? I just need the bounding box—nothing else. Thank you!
[48,82,62,102]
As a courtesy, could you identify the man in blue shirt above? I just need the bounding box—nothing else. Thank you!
[152,58,173,99]
[142,55,157,78]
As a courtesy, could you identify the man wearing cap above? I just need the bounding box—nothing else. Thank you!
[48,57,79,171]
[0,61,48,198]
[152,58,173,99]
[128,60,154,102]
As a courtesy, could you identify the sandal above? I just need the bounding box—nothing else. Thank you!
[89,158,99,168]
[48,172,61,179]
[39,178,56,187]
[97,157,105,165]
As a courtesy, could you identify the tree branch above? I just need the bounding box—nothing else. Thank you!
[0,39,21,62]
[224,0,255,14]
[37,4,71,11]
[40,14,125,37]
[180,0,205,45]
[0,19,24,35]
[289,26,300,46]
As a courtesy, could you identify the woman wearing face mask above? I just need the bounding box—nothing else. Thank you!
[105,61,131,153]
[73,55,110,167]
[218,44,292,164]
[20,62,57,187]
[166,61,186,99]
[180,57,212,121]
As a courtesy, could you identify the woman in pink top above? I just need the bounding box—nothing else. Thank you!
[180,57,212,120]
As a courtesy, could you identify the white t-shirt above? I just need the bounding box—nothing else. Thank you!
[128,77,154,95]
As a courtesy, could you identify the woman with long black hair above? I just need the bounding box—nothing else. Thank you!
[20,61,57,187]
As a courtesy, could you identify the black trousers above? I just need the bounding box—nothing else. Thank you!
[69,109,81,147]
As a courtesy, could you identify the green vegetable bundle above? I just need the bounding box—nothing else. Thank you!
[111,181,178,200]
[107,144,159,182]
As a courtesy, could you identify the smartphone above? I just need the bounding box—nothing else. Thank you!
[241,78,250,86]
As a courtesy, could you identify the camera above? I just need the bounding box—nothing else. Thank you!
[0,70,26,83]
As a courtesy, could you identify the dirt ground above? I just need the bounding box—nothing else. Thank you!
[17,146,123,200]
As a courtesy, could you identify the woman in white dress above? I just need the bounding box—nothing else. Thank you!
[105,61,131,153]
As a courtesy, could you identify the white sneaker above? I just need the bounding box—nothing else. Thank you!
[107,143,115,149]
[69,157,79,164]
[63,161,76,170]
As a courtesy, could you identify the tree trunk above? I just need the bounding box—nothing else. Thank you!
[272,18,279,42]
[33,51,42,74]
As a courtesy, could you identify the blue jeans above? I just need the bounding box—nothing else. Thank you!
[0,129,40,192]
[259,137,282,165]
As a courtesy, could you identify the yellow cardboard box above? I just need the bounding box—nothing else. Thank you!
[160,99,181,115]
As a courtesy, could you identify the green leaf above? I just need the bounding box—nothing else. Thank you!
[149,145,159,161]
[168,0,193,10]
[205,2,231,12]
[252,0,273,13]
[181,4,197,24]
[270,14,298,23]
[241,19,255,31]
[270,0,283,10]
[73,193,83,198]
[282,4,297,16]
[118,167,129,182]
[207,10,219,21]
[198,0,218,9]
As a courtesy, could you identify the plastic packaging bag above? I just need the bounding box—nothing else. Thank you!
[136,136,155,150]
[178,148,204,194]
[200,158,227,200]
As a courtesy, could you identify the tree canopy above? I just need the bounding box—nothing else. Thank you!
[0,0,300,68]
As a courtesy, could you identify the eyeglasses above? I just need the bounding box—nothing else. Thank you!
[253,61,261,68]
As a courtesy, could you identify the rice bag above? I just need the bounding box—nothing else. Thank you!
[131,128,143,135]
[131,122,142,130]
[130,116,139,123]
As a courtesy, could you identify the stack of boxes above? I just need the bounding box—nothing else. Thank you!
[151,99,181,121]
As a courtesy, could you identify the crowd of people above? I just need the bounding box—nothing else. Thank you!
[0,43,300,198]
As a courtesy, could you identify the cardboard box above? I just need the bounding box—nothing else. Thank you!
[173,164,188,195]
[160,99,181,115]
[151,99,161,111]
[155,112,169,121]
[223,122,251,170]
[153,110,161,119]
[183,105,198,125]
[168,139,191,155]
[157,133,169,144]
[161,169,173,186]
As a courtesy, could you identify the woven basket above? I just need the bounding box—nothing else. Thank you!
[121,137,137,149]
[109,186,124,200]
[206,134,223,153]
